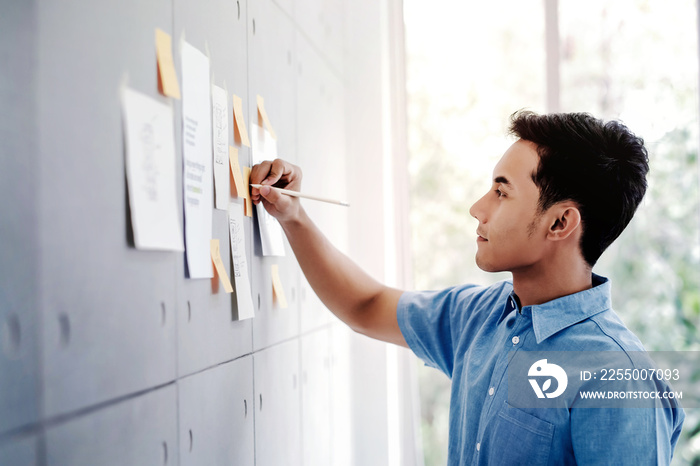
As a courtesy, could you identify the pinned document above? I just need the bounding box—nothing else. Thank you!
[155,29,181,99]
[256,95,276,140]
[271,264,288,309]
[212,85,230,210]
[229,146,246,198]
[228,204,255,320]
[121,86,183,251]
[210,239,234,293]
[232,94,251,147]
[181,40,213,278]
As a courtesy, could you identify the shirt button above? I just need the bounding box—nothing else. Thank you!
[488,387,495,396]
[512,336,520,345]
[476,442,481,451]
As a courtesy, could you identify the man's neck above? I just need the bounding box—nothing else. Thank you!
[511,259,593,308]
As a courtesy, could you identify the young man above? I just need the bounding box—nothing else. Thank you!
[250,111,685,465]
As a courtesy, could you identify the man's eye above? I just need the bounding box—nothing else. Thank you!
[495,189,505,198]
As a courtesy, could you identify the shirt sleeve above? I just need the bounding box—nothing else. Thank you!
[397,284,485,378]
[570,402,685,465]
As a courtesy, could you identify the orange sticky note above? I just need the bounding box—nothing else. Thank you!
[155,28,181,99]
[210,239,234,293]
[232,94,251,147]
[271,264,288,309]
[229,146,246,198]
[243,166,253,217]
[256,95,277,140]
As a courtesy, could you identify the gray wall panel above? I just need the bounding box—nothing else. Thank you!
[248,0,301,351]
[295,32,347,333]
[0,433,38,466]
[251,253,301,351]
[299,273,329,333]
[329,324,354,466]
[301,329,332,466]
[253,340,301,466]
[294,0,344,72]
[178,356,255,466]
[0,0,402,462]
[45,385,177,466]
[173,0,254,378]
[247,0,298,163]
[295,33,347,241]
[37,0,178,419]
[271,0,294,20]
[0,1,41,435]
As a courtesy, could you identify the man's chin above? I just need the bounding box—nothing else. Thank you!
[475,256,505,273]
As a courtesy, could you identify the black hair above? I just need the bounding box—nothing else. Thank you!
[509,110,649,267]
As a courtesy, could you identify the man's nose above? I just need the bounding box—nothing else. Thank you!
[469,194,487,222]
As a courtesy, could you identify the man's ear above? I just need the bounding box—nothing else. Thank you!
[547,203,581,241]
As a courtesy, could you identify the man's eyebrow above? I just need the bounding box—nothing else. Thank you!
[494,176,512,187]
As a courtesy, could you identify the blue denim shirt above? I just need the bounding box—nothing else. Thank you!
[398,275,685,465]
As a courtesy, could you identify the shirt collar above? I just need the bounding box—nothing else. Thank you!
[515,274,612,344]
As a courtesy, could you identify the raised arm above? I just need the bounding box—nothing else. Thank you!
[250,159,407,347]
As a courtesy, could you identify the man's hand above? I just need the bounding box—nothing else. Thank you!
[250,158,302,224]
[248,158,407,347]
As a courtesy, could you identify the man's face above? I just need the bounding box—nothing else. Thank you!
[469,139,549,273]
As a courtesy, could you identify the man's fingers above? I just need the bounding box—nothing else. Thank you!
[262,159,291,186]
[250,160,272,185]
[259,184,287,210]
[249,159,303,222]
[250,158,302,205]
[259,185,276,200]
[250,160,272,202]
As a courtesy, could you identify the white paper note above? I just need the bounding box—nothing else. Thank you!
[212,85,230,210]
[121,87,184,251]
[181,41,213,278]
[228,203,255,320]
[251,124,286,256]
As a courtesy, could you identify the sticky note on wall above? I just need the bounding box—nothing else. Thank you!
[229,146,246,198]
[232,94,251,147]
[256,95,277,140]
[210,239,234,293]
[155,28,181,99]
[271,264,288,309]
[243,166,253,217]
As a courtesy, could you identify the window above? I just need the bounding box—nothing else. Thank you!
[404,1,699,464]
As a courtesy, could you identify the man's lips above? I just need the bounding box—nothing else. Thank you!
[476,231,488,242]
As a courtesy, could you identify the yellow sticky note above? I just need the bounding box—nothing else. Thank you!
[271,264,288,309]
[232,94,251,147]
[155,28,181,99]
[229,146,246,198]
[210,239,234,293]
[243,166,253,217]
[256,95,277,140]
